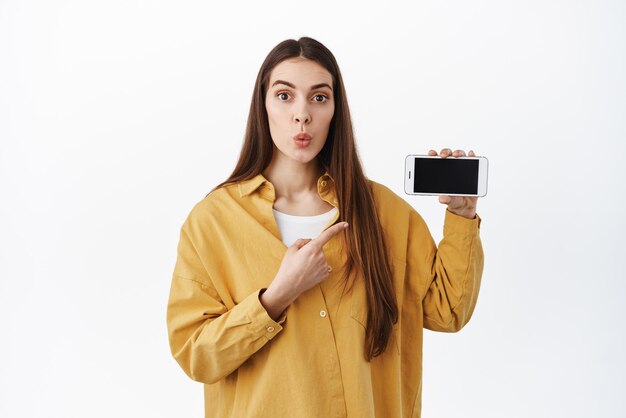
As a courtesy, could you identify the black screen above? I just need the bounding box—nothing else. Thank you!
[413,158,479,194]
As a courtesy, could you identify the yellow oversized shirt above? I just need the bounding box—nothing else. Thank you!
[166,172,484,418]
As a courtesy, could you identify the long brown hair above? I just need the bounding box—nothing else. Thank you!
[211,37,398,361]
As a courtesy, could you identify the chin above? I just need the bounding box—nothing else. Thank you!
[273,143,323,165]
[291,154,318,164]
[293,148,324,163]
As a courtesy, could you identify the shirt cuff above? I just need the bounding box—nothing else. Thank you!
[443,209,481,236]
[242,288,286,341]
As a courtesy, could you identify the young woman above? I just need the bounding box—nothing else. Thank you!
[166,37,484,418]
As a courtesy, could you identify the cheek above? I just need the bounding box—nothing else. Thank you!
[265,100,275,121]
[266,101,288,124]
[319,104,335,126]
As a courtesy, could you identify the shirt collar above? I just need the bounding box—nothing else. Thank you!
[238,174,267,197]
[238,170,335,199]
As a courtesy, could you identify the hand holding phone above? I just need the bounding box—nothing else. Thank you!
[432,149,480,219]
[405,148,487,219]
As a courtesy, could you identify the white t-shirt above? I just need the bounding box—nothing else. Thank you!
[272,207,338,247]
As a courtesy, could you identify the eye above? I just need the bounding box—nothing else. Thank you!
[313,94,329,103]
[277,92,290,101]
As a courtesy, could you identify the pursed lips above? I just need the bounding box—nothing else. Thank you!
[294,132,312,147]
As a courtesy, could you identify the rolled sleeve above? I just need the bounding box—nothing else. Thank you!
[166,225,288,385]
[443,209,482,236]
[421,210,484,332]
[243,288,286,340]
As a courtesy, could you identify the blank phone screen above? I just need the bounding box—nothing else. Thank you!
[413,158,479,194]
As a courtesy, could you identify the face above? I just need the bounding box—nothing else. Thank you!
[265,58,335,165]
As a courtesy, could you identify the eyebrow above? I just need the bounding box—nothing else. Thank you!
[271,80,333,91]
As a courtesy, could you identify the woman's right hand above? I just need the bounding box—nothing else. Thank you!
[260,221,349,320]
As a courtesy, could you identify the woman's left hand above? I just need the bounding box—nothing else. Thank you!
[428,148,479,220]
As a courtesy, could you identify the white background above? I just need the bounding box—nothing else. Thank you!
[1,1,625,417]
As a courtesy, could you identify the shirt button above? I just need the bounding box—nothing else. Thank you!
[266,326,275,332]
[319,310,327,318]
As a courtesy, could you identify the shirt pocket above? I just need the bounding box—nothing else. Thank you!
[350,277,400,356]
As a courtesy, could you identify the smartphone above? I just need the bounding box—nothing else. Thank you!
[404,154,488,197]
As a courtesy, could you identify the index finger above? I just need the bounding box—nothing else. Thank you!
[312,221,349,247]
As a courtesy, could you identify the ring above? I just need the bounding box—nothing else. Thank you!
[326,265,332,273]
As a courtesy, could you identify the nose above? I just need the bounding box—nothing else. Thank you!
[294,114,310,124]
[293,101,311,125]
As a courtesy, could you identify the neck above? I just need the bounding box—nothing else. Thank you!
[262,153,323,198]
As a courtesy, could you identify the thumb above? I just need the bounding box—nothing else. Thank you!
[291,238,312,250]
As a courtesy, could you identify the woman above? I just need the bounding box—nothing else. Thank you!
[166,36,483,418]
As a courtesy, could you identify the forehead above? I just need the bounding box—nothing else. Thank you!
[268,58,333,88]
